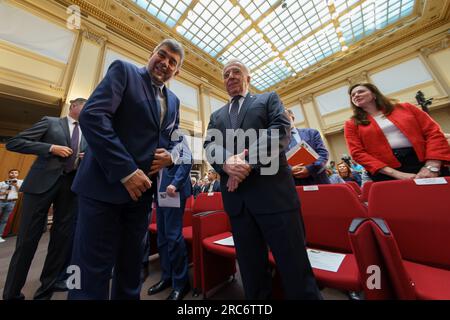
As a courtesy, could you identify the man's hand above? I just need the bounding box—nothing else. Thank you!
[123,169,152,201]
[223,150,251,183]
[149,148,173,176]
[292,165,310,179]
[226,176,240,192]
[50,145,73,158]
[166,184,177,197]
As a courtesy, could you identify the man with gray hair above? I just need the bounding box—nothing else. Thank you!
[204,59,321,299]
[68,39,184,299]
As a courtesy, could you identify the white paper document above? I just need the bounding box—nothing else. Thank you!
[213,236,234,247]
[414,177,448,185]
[157,169,180,208]
[307,249,346,272]
[158,191,181,208]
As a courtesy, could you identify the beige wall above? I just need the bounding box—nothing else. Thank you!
[279,24,450,162]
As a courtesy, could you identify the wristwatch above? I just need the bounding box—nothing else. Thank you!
[424,165,440,173]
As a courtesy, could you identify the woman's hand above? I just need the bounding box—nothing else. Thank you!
[392,170,416,180]
[415,167,439,179]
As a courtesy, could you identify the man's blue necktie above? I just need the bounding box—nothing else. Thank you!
[230,95,241,129]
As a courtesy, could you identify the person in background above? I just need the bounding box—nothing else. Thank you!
[3,97,87,300]
[345,83,450,181]
[337,161,362,186]
[350,160,364,174]
[325,168,345,184]
[191,177,201,198]
[328,160,337,174]
[203,169,221,193]
[285,109,330,185]
[0,169,23,243]
[147,138,192,300]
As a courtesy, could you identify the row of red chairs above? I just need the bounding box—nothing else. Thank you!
[188,178,450,299]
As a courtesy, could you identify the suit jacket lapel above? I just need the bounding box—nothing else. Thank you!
[138,67,160,126]
[59,117,71,146]
[221,102,232,129]
[236,93,255,128]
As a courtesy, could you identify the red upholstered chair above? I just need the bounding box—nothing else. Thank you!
[345,181,362,195]
[148,206,158,256]
[360,181,374,204]
[348,218,395,300]
[367,178,450,300]
[190,192,225,295]
[192,210,236,298]
[296,184,368,293]
[181,196,195,261]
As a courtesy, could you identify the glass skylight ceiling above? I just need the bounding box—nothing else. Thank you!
[133,0,417,91]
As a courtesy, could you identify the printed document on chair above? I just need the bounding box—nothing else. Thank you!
[214,236,234,247]
[286,141,319,166]
[307,249,346,272]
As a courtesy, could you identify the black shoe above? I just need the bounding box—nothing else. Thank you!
[3,293,25,300]
[348,291,363,300]
[53,280,69,292]
[147,279,171,295]
[166,283,191,300]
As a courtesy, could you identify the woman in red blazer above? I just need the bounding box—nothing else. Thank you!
[344,83,450,181]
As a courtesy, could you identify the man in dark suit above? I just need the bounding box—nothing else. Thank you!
[203,169,221,193]
[147,138,192,300]
[191,177,202,199]
[285,109,330,185]
[204,59,321,299]
[3,98,87,300]
[68,39,184,300]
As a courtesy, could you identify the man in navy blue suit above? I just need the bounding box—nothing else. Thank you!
[285,109,330,185]
[147,138,192,300]
[68,39,184,300]
[204,59,321,300]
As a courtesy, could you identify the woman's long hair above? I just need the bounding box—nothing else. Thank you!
[337,161,353,179]
[349,83,397,126]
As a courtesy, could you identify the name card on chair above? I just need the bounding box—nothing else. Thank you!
[303,185,319,191]
[307,249,346,272]
[414,177,448,185]
[207,192,215,196]
[213,236,234,247]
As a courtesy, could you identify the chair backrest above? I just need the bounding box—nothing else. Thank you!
[345,181,362,195]
[297,184,368,252]
[193,192,223,214]
[348,218,396,300]
[360,181,374,203]
[183,195,195,226]
[368,178,450,269]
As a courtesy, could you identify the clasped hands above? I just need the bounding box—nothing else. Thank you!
[124,148,173,201]
[224,149,251,192]
[291,164,310,179]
